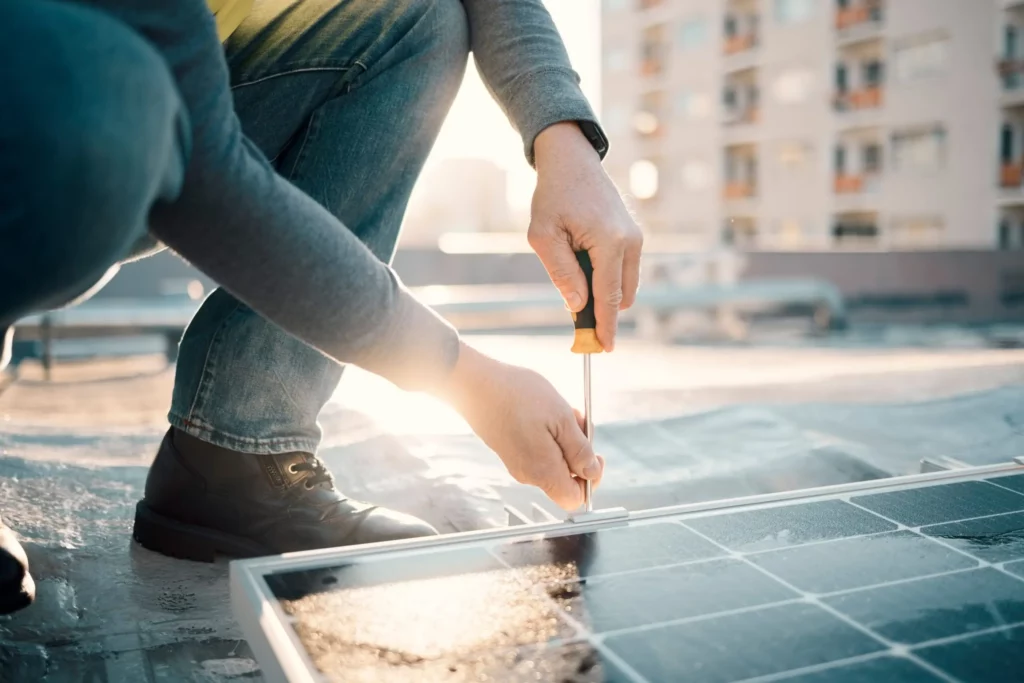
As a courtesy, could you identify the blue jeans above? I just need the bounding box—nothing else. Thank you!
[1,0,469,455]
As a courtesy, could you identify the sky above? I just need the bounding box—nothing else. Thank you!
[426,0,602,208]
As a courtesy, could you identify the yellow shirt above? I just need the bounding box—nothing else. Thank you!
[207,0,253,41]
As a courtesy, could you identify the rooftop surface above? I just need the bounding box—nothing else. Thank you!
[2,335,1023,681]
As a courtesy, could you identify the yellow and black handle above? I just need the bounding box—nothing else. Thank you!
[571,250,605,355]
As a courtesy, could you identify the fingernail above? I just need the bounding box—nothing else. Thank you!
[583,462,600,479]
[566,292,582,311]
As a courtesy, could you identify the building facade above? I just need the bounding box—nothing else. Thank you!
[602,0,1020,251]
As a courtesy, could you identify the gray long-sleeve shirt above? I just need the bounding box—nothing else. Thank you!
[80,0,603,391]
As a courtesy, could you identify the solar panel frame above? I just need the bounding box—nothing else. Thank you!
[230,462,1024,683]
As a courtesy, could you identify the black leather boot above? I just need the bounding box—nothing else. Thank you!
[0,516,34,614]
[133,428,437,562]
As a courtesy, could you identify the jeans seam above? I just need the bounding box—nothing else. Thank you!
[182,301,245,430]
[230,61,353,91]
[284,106,321,182]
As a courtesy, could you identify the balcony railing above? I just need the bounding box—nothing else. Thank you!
[723,33,757,56]
[723,181,756,199]
[1001,163,1023,188]
[836,1,883,30]
[834,86,883,111]
[723,106,759,125]
[834,173,881,194]
[998,59,1024,90]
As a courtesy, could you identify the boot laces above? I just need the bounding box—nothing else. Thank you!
[291,456,334,490]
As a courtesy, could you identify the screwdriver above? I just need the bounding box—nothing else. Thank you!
[570,250,604,512]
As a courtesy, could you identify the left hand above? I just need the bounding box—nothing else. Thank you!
[529,122,643,352]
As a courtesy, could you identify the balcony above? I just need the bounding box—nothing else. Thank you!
[1002,163,1023,188]
[834,173,880,194]
[723,181,756,200]
[724,33,757,56]
[834,86,883,112]
[836,1,883,31]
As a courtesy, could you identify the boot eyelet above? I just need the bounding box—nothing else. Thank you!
[287,464,299,474]
[304,480,315,489]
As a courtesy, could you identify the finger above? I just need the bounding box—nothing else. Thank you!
[555,410,600,481]
[591,244,625,352]
[536,447,585,511]
[592,455,606,490]
[620,231,643,310]
[528,226,588,312]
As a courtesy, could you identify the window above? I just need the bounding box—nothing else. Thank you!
[863,60,884,87]
[834,146,847,174]
[641,24,669,76]
[894,35,949,83]
[1002,124,1014,163]
[775,0,813,24]
[892,127,946,171]
[863,143,882,173]
[723,86,737,109]
[637,0,664,9]
[1000,220,1012,249]
[835,64,848,92]
[747,84,760,108]
[724,15,738,38]
[1007,26,1018,60]
[679,17,708,51]
[833,220,879,244]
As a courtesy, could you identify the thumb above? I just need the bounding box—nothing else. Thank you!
[529,229,589,312]
[556,410,601,481]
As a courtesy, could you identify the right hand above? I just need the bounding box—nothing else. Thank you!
[439,343,605,510]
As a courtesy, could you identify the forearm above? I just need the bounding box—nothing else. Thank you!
[94,0,459,390]
[461,0,603,164]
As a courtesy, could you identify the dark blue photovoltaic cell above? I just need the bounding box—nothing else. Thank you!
[683,500,896,552]
[548,558,796,633]
[749,530,976,594]
[851,481,1024,527]
[824,568,1024,645]
[920,511,1024,563]
[915,624,1024,683]
[774,656,945,682]
[604,602,884,683]
[987,473,1024,495]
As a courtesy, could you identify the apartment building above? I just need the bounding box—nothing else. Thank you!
[601,0,1010,250]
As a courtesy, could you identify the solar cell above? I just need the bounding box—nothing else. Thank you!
[234,465,1024,683]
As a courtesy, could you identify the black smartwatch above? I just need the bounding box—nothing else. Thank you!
[577,120,609,160]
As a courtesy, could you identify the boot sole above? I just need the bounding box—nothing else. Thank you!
[0,573,34,615]
[132,501,270,562]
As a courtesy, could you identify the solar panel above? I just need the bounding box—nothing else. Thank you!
[231,464,1024,683]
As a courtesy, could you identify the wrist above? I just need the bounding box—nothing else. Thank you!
[433,341,490,413]
[534,122,600,172]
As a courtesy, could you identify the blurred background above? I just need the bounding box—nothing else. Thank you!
[5,1,1024,676]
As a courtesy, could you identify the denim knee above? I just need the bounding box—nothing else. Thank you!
[0,1,190,319]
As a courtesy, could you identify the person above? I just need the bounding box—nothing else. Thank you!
[0,0,642,614]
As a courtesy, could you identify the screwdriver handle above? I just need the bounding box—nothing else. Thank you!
[571,250,604,355]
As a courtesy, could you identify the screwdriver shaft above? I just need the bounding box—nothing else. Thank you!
[583,352,593,512]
